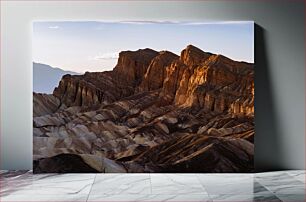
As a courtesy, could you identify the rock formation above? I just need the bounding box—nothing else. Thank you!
[33,93,61,117]
[113,48,159,87]
[138,51,179,92]
[33,45,254,173]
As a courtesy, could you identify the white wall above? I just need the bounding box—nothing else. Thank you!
[1,0,305,170]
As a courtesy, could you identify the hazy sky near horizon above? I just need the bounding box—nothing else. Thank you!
[33,21,254,73]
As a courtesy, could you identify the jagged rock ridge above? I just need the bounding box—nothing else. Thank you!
[33,45,254,173]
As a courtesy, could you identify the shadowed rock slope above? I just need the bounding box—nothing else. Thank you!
[33,45,254,173]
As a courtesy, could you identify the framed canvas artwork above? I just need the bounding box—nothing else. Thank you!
[33,21,254,173]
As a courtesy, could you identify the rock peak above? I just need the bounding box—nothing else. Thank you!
[119,48,158,56]
[138,48,157,52]
[158,50,178,57]
[180,44,212,66]
[185,44,203,51]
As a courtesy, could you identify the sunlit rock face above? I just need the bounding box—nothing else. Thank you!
[113,48,159,87]
[138,51,179,92]
[33,45,254,173]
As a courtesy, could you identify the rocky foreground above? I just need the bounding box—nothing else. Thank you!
[33,45,254,173]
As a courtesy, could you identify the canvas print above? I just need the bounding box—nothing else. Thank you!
[33,21,254,173]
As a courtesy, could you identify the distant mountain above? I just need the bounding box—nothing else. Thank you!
[33,62,80,94]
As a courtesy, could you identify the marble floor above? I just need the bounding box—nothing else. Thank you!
[0,170,305,202]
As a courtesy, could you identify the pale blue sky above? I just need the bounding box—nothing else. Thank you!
[33,21,254,73]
